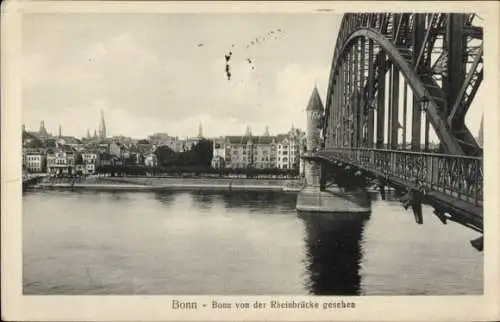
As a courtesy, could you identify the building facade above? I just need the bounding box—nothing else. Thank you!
[46,147,77,175]
[211,127,305,170]
[211,138,226,168]
[24,152,46,173]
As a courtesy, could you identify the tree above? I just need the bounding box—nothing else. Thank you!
[155,145,176,166]
[75,153,84,165]
[190,139,213,167]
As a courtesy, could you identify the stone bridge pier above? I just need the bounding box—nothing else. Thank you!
[296,86,370,213]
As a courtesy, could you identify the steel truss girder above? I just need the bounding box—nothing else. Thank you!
[325,13,483,157]
[330,27,464,155]
[448,45,483,127]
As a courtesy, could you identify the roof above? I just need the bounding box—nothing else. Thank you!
[225,135,275,145]
[82,148,100,154]
[59,136,82,144]
[61,144,74,152]
[129,144,153,154]
[275,134,289,142]
[305,86,324,112]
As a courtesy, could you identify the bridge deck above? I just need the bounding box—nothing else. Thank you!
[304,148,483,232]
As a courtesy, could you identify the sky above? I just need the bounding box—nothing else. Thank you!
[22,13,483,142]
[22,13,340,139]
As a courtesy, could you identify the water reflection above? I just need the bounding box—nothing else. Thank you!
[152,191,176,204]
[220,191,297,212]
[298,211,370,295]
[190,191,216,209]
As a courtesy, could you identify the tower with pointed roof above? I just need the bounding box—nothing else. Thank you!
[301,85,325,187]
[39,121,47,135]
[58,124,62,137]
[245,125,252,137]
[99,109,106,139]
[198,122,203,138]
[305,85,324,152]
[264,126,270,136]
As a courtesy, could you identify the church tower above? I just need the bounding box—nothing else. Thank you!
[99,109,106,138]
[39,120,49,137]
[198,122,203,138]
[58,124,62,137]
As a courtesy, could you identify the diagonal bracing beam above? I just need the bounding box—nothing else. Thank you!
[448,45,483,127]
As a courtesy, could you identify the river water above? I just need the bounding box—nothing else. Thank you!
[23,189,483,295]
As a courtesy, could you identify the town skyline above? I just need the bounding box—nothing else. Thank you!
[22,13,337,139]
[23,112,304,141]
[22,13,485,143]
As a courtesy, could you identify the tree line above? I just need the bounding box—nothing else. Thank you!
[95,164,299,178]
[154,139,213,167]
[93,139,300,177]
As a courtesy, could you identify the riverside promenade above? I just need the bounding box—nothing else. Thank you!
[35,176,304,192]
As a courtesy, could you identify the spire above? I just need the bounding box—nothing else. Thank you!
[264,125,270,136]
[306,85,324,112]
[87,129,91,139]
[58,124,62,137]
[198,122,203,138]
[245,125,252,136]
[99,109,106,138]
[39,120,48,136]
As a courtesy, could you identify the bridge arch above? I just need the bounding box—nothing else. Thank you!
[322,14,483,157]
[328,27,462,155]
[312,14,484,236]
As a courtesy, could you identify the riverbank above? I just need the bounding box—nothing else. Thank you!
[35,176,305,192]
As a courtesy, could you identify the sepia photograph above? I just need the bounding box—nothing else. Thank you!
[2,1,500,321]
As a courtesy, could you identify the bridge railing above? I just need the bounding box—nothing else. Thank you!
[321,148,483,206]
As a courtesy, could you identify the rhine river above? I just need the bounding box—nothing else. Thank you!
[23,189,483,295]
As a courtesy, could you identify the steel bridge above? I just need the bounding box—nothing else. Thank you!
[307,13,483,248]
